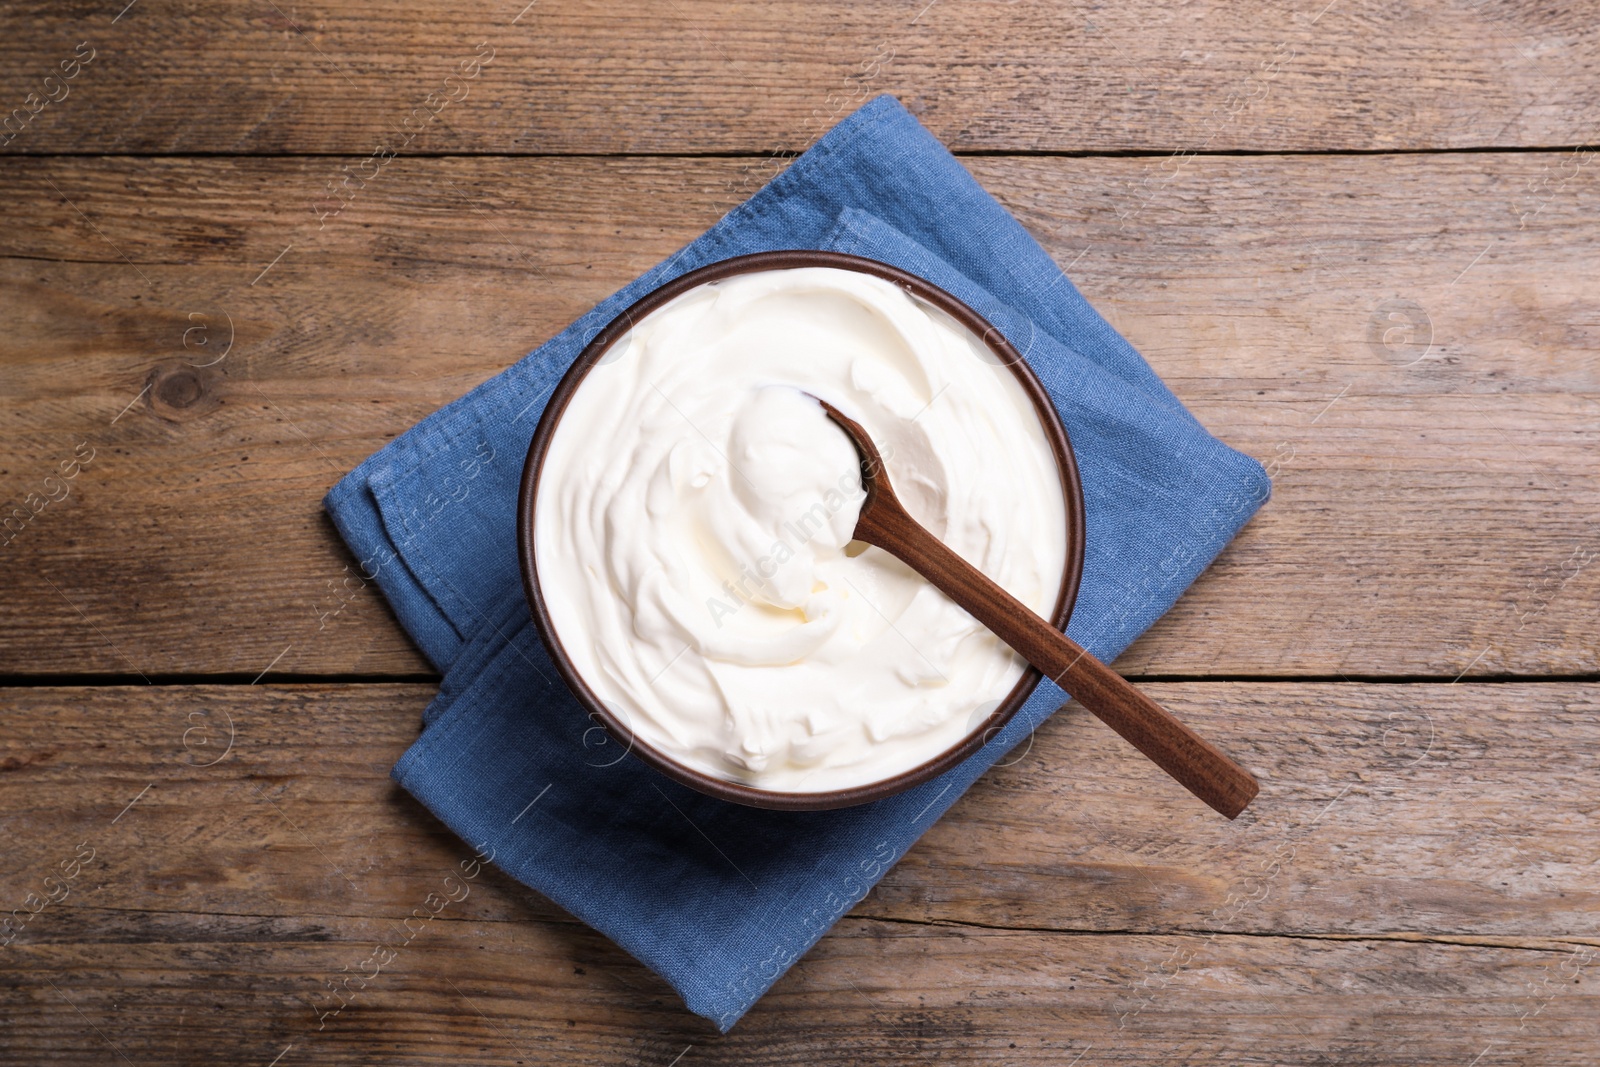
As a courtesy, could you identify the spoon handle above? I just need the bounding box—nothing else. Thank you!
[857,507,1259,819]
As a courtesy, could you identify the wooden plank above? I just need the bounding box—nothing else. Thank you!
[1,0,1596,156]
[5,922,1598,1064]
[977,153,1600,681]
[1,682,1597,1063]
[1,153,1597,677]
[1,683,1597,939]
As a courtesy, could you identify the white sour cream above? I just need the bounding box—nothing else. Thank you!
[535,266,1067,793]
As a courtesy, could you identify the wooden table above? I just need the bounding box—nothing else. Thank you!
[3,2,1597,1063]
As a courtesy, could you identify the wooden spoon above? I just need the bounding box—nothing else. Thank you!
[815,398,1259,819]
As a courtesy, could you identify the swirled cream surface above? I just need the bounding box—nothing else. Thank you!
[535,266,1067,793]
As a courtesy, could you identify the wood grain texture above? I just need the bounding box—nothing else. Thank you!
[5,923,1598,1065]
[1,153,1595,677]
[1,682,1597,1063]
[0,681,1594,942]
[1,0,1597,156]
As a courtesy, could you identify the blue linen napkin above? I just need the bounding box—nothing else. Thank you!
[324,94,1270,1031]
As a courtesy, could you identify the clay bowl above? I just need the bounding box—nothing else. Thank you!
[517,250,1086,810]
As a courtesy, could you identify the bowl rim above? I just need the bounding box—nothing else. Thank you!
[516,249,1087,810]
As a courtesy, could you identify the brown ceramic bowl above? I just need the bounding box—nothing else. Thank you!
[517,250,1086,810]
